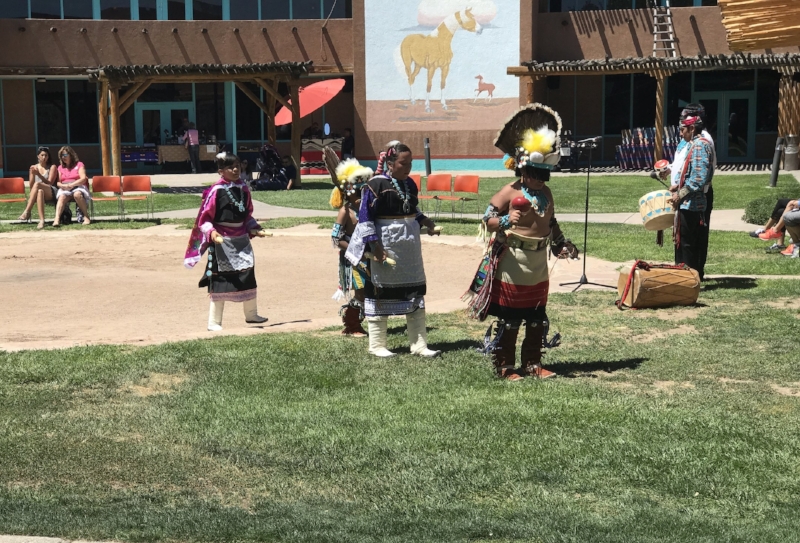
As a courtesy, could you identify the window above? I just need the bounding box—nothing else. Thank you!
[36,81,67,144]
[138,83,193,102]
[68,81,99,143]
[694,70,754,92]
[168,0,186,20]
[632,73,656,128]
[194,0,222,20]
[323,0,349,18]
[30,0,61,18]
[292,0,321,19]
[196,83,227,142]
[100,0,131,19]
[0,2,27,17]
[262,0,291,19]
[120,107,136,143]
[604,75,631,135]
[64,0,94,19]
[231,0,259,19]
[667,71,692,121]
[236,84,262,140]
[756,70,779,132]
[139,0,158,20]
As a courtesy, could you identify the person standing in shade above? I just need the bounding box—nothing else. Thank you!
[185,122,201,174]
[671,115,713,280]
[341,128,355,160]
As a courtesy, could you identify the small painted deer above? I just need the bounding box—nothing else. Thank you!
[474,75,495,102]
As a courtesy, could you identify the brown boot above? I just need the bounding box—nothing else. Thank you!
[341,304,367,337]
[492,323,523,382]
[521,322,556,379]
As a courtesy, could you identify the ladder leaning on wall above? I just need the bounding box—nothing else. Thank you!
[650,0,678,58]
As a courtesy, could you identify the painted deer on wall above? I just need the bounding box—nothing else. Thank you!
[400,8,483,113]
[474,75,495,102]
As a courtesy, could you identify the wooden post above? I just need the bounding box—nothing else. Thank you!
[119,79,152,115]
[654,72,668,162]
[290,83,302,188]
[778,72,800,137]
[526,76,535,104]
[109,85,122,177]
[266,79,279,145]
[98,80,111,176]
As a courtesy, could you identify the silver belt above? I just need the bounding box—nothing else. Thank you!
[506,237,548,251]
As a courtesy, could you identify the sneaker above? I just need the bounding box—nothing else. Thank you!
[787,245,800,258]
[749,228,765,238]
[781,243,796,256]
[758,228,783,241]
[766,242,787,253]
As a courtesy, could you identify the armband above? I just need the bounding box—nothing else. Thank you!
[483,204,500,221]
[677,187,690,200]
[498,215,512,232]
[331,223,345,242]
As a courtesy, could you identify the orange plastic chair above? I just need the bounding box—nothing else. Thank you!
[409,174,422,191]
[0,177,27,204]
[90,176,122,220]
[420,173,453,217]
[120,175,153,219]
[453,174,480,218]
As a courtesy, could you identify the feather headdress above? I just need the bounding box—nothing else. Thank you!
[494,103,562,172]
[328,155,373,208]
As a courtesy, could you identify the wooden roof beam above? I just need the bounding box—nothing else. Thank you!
[254,77,291,110]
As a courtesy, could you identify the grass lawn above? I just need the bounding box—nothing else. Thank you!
[250,174,799,214]
[0,193,201,221]
[1,281,799,542]
[255,217,800,276]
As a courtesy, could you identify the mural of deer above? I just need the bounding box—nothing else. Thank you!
[400,8,483,113]
[474,75,495,102]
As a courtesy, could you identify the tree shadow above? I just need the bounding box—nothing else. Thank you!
[427,339,483,353]
[546,357,647,378]
[702,277,758,291]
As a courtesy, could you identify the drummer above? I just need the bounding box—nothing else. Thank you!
[670,115,714,280]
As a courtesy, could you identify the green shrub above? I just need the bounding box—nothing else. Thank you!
[743,196,777,225]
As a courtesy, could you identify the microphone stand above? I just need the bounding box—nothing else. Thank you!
[560,138,615,292]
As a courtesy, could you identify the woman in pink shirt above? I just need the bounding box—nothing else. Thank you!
[54,146,91,226]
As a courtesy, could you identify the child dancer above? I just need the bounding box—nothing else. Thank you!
[184,152,269,331]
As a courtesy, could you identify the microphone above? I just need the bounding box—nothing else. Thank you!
[577,136,602,144]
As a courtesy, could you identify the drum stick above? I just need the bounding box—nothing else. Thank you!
[422,226,443,234]
[364,251,397,266]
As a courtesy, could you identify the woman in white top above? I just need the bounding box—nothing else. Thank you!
[18,146,58,229]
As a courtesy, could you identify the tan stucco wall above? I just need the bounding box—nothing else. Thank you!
[535,7,799,62]
[0,18,353,71]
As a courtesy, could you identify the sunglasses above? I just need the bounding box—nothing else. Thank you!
[60,153,70,157]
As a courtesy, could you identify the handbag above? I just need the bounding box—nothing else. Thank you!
[60,206,72,225]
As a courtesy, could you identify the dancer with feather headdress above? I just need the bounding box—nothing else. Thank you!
[463,104,578,381]
[325,148,375,337]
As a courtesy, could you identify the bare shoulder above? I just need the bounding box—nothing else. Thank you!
[489,181,521,209]
[335,205,349,223]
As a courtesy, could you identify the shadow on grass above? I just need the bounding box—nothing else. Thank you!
[428,339,483,353]
[546,357,647,378]
[702,277,758,291]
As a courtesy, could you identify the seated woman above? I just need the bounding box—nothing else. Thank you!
[53,146,91,227]
[18,146,57,229]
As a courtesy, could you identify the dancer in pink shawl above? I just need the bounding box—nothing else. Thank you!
[184,152,269,331]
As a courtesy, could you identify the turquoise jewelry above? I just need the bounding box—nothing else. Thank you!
[224,185,246,213]
[392,177,411,214]
[521,185,549,217]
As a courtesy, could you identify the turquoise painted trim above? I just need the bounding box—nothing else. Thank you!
[359,158,507,172]
[92,0,100,19]
[222,0,230,19]
[186,0,193,20]
[131,0,140,20]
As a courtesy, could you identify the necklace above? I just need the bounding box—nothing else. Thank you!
[521,185,549,217]
[391,177,412,214]
[224,184,246,213]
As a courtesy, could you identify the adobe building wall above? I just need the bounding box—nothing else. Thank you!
[0,19,353,72]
